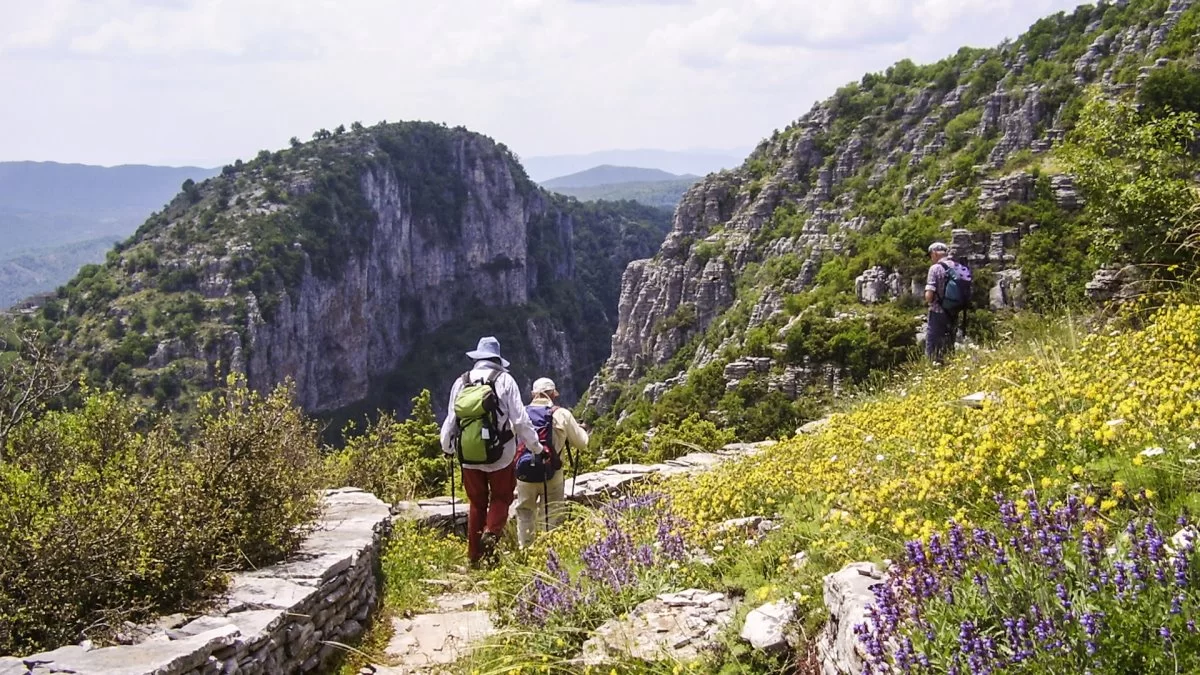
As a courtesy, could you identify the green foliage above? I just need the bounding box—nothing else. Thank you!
[1138,63,1200,119]
[325,390,446,504]
[646,414,736,463]
[378,520,465,616]
[944,109,982,152]
[1154,0,1200,59]
[784,309,920,381]
[1062,93,1200,268]
[656,303,698,335]
[693,240,723,265]
[0,373,321,654]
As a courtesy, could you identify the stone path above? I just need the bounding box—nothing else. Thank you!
[359,575,495,674]
[362,440,780,673]
[394,441,776,532]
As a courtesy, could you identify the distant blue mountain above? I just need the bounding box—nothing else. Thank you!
[522,149,745,183]
[541,165,696,189]
[0,161,217,256]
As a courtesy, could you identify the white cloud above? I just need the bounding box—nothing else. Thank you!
[0,0,1084,166]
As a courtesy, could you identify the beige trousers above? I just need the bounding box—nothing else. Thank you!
[515,470,565,548]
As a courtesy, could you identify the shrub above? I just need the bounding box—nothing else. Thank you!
[324,390,446,504]
[0,372,322,654]
[646,413,736,463]
[188,376,323,564]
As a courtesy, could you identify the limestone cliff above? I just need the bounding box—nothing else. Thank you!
[585,0,1196,431]
[31,123,669,417]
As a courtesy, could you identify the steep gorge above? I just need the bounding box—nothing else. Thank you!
[18,123,669,419]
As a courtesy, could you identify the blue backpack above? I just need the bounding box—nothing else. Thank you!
[938,260,973,315]
[516,405,562,483]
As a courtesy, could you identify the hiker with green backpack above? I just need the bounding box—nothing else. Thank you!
[439,336,541,566]
[514,378,590,549]
[924,241,973,365]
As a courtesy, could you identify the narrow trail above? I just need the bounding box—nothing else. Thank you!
[363,440,781,674]
[367,574,494,674]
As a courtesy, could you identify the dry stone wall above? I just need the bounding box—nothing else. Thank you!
[1,489,391,675]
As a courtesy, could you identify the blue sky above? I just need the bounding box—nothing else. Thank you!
[0,0,1082,167]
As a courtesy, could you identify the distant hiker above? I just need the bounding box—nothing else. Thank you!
[924,241,972,364]
[441,336,541,567]
[514,378,589,548]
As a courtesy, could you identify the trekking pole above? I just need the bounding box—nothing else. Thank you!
[542,471,550,533]
[448,454,457,534]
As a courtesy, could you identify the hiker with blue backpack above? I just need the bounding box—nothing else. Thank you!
[924,241,972,365]
[514,377,589,549]
[440,336,541,567]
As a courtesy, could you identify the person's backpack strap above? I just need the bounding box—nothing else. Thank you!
[483,368,514,445]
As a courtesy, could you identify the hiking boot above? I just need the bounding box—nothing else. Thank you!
[479,531,500,562]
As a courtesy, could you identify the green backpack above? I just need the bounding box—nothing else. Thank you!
[452,370,512,465]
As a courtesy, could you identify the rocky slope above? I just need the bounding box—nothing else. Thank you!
[16,123,669,418]
[585,0,1199,436]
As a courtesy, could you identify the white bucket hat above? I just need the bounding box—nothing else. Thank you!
[466,336,510,368]
[532,377,557,395]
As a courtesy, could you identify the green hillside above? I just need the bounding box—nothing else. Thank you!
[6,123,669,420]
[547,177,699,211]
[581,0,1200,457]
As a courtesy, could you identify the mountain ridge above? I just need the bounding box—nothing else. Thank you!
[10,123,670,421]
[581,0,1200,446]
[542,165,698,189]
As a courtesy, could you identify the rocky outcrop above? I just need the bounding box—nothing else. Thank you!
[580,590,736,665]
[1051,174,1083,210]
[854,266,903,304]
[239,154,546,412]
[584,0,1191,418]
[1085,264,1147,302]
[6,489,391,675]
[817,562,885,675]
[990,269,1027,310]
[59,126,669,417]
[740,600,798,652]
[978,172,1035,212]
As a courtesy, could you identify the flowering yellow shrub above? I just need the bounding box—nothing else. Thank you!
[671,304,1200,548]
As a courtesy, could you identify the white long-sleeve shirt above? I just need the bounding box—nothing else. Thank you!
[440,361,540,472]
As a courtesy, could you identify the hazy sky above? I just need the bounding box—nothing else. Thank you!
[0,0,1082,167]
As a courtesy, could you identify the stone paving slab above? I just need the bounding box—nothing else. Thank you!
[385,609,495,668]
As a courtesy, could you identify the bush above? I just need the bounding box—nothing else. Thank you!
[324,390,446,504]
[188,376,323,564]
[646,414,736,463]
[0,373,322,654]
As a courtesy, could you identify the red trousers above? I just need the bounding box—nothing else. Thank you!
[461,460,516,562]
